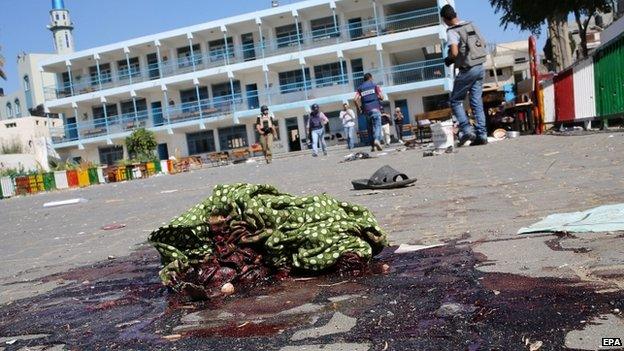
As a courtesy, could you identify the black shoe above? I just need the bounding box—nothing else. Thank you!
[471,137,488,146]
[458,132,476,147]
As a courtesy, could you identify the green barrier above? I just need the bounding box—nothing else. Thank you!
[154,160,162,173]
[88,168,99,184]
[125,166,134,181]
[42,172,56,191]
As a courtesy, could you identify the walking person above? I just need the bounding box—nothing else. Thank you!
[307,103,329,157]
[381,109,393,146]
[441,4,489,146]
[394,107,405,143]
[355,73,384,152]
[256,105,277,164]
[339,102,357,150]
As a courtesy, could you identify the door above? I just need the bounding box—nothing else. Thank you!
[246,84,260,110]
[351,58,364,90]
[147,53,160,80]
[285,117,301,152]
[394,99,410,124]
[157,143,169,160]
[66,117,78,140]
[241,33,256,61]
[151,101,164,126]
[348,18,363,40]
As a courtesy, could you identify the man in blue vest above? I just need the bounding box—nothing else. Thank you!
[355,73,384,151]
[441,4,489,146]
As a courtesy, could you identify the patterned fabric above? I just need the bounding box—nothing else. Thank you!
[149,183,387,287]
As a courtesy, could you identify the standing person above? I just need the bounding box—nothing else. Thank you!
[339,102,357,150]
[307,103,329,157]
[441,4,489,146]
[394,107,405,143]
[355,73,384,152]
[380,109,393,146]
[256,105,277,164]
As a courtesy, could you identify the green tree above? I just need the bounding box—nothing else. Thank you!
[489,0,614,67]
[126,128,157,162]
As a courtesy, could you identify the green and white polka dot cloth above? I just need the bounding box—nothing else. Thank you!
[149,183,387,285]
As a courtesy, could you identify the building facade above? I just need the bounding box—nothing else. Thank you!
[483,41,530,90]
[40,0,454,165]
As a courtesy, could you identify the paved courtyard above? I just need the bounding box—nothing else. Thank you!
[1,133,624,350]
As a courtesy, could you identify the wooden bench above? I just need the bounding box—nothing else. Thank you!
[414,108,453,143]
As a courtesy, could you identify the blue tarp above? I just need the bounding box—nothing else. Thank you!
[518,203,624,234]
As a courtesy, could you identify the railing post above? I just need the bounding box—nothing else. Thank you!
[155,40,163,78]
[338,50,346,86]
[94,53,103,90]
[187,33,196,71]
[300,57,309,100]
[372,0,380,36]
[101,97,110,136]
[330,1,339,43]
[72,102,80,142]
[65,60,74,97]
[194,78,204,124]
[124,47,133,84]
[256,18,266,59]
[228,70,237,116]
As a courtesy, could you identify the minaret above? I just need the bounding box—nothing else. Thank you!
[47,0,75,54]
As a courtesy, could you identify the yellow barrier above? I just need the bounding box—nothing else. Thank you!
[77,169,90,187]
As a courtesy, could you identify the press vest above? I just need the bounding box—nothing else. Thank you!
[358,80,381,113]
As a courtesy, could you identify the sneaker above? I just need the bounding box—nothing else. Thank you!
[323,152,328,156]
[374,140,383,151]
[312,153,318,157]
[457,132,476,147]
[471,136,489,146]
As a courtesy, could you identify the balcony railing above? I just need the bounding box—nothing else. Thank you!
[43,7,440,101]
[49,58,445,144]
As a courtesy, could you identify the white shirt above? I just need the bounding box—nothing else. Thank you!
[339,109,356,128]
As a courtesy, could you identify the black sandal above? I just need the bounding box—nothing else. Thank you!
[351,165,417,190]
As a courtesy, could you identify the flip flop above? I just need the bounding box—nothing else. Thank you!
[351,165,417,190]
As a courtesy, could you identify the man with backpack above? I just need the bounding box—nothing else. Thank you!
[441,5,489,146]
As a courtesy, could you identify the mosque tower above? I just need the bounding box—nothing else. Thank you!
[47,0,75,54]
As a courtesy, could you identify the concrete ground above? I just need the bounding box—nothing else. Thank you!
[0,133,623,350]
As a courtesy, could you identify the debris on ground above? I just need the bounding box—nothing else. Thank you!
[351,165,417,190]
[160,190,179,194]
[149,183,387,299]
[394,244,444,254]
[518,203,624,234]
[342,152,374,163]
[101,223,127,231]
[423,146,455,157]
[43,198,88,208]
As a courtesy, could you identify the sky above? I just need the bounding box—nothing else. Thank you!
[0,0,538,93]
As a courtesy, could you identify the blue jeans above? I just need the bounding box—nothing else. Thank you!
[368,109,382,143]
[311,128,327,156]
[450,64,487,138]
[344,125,355,149]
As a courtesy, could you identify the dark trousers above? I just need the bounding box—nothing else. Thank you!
[395,122,404,140]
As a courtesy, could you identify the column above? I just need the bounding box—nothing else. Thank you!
[65,60,74,96]
[72,102,80,141]
[372,0,380,36]
[293,10,303,51]
[161,85,171,127]
[155,40,163,78]
[221,25,231,66]
[338,50,346,87]
[187,33,196,71]
[228,70,238,123]
[376,43,386,85]
[131,90,139,124]
[300,57,309,100]
[194,78,204,125]
[213,129,221,152]
[123,47,134,84]
[256,18,265,59]
[263,64,272,106]
[330,1,339,41]
[101,97,110,136]
[94,53,103,90]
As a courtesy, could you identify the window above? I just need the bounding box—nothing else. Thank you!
[65,33,70,49]
[514,71,526,83]
[208,37,235,62]
[180,87,209,113]
[279,68,311,94]
[120,98,148,121]
[422,94,450,112]
[14,99,21,117]
[186,130,216,155]
[218,125,248,150]
[55,14,59,20]
[276,23,303,48]
[5,102,13,118]
[313,62,347,87]
[23,75,30,91]
[177,44,202,68]
[92,104,119,127]
[488,69,503,77]
[310,16,340,40]
[117,57,140,81]
[5,123,17,128]
[99,146,124,166]
[89,63,112,85]
[211,81,242,108]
